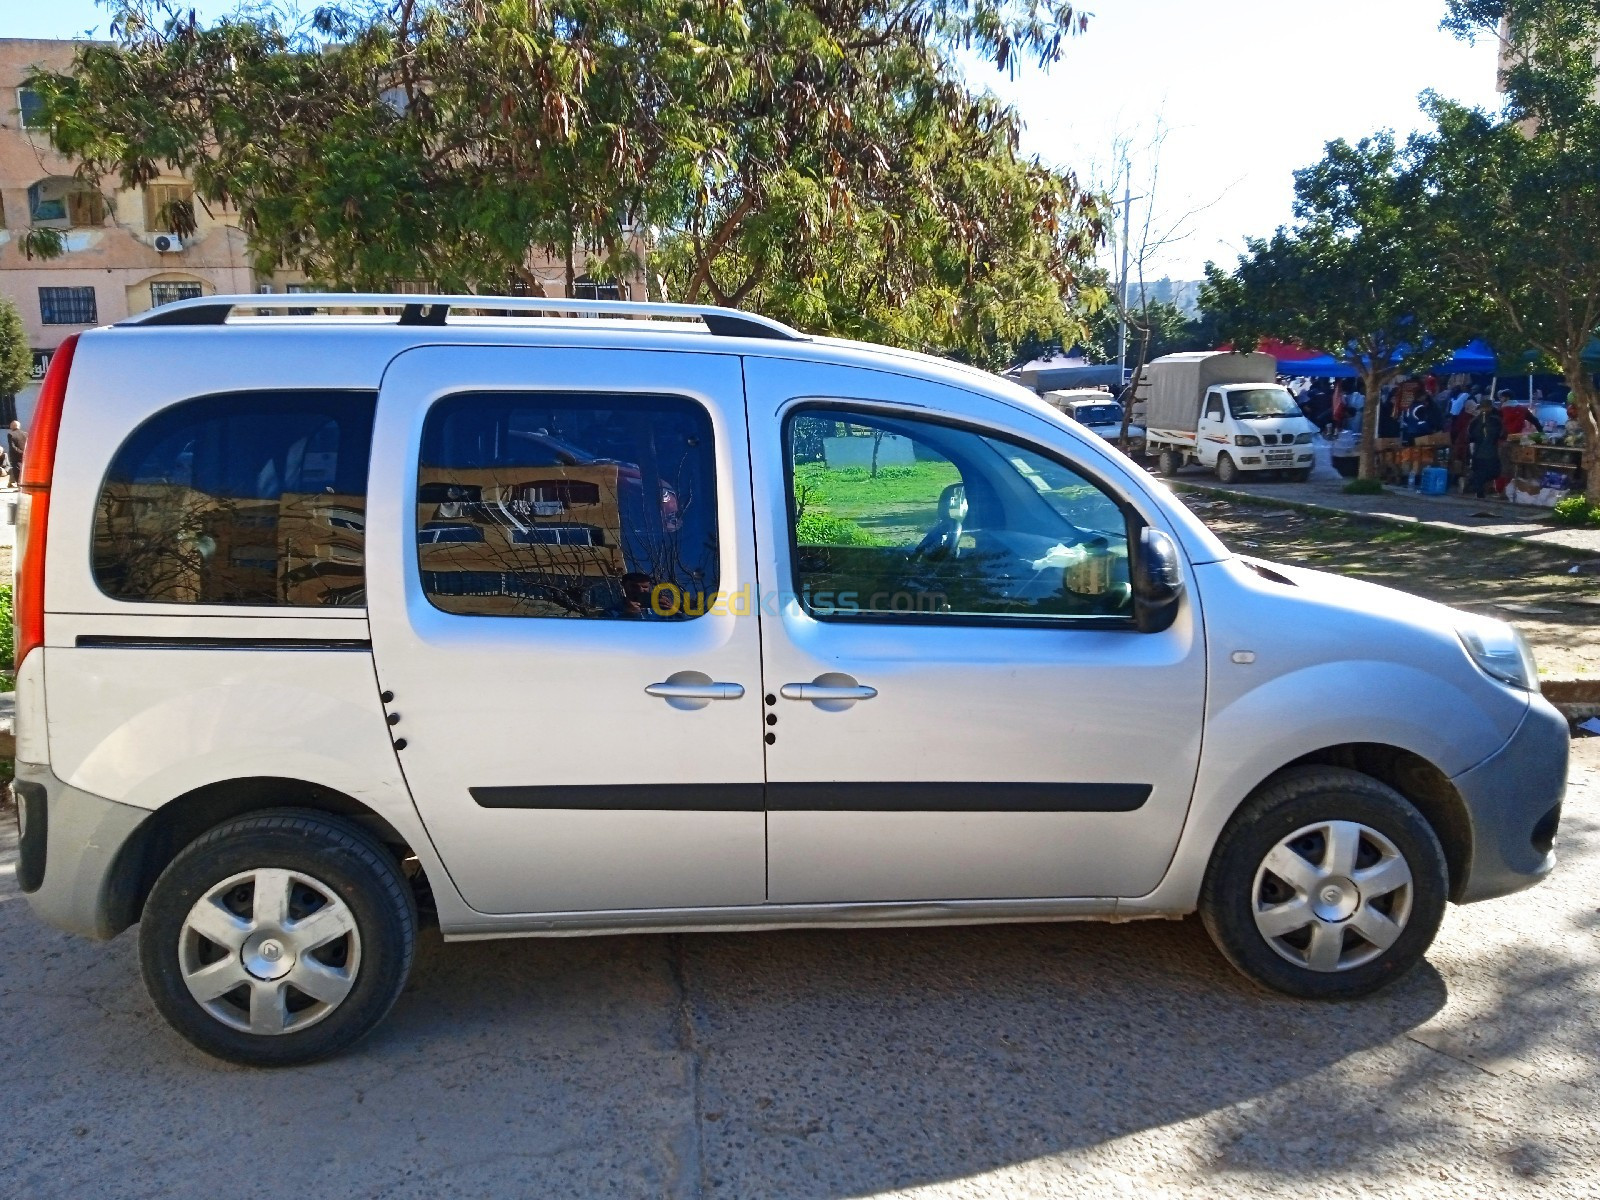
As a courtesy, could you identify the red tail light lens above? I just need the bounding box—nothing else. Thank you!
[15,333,79,669]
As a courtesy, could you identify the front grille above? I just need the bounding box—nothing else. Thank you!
[1262,434,1280,446]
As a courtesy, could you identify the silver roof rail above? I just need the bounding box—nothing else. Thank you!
[116,292,808,341]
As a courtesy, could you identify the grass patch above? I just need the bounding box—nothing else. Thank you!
[1341,478,1385,495]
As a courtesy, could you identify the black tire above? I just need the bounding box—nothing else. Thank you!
[1157,449,1182,477]
[1287,467,1312,483]
[139,810,417,1066]
[1215,452,1240,485]
[1199,766,1448,1000]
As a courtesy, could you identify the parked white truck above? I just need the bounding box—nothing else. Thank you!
[1142,352,1318,484]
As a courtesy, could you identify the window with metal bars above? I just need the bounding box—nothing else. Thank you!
[39,286,98,325]
[150,281,203,308]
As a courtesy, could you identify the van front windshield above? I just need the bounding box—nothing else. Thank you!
[1227,387,1302,420]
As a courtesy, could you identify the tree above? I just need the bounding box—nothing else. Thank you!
[29,0,1102,367]
[1087,299,1192,364]
[1202,133,1467,480]
[0,297,30,405]
[1420,0,1600,499]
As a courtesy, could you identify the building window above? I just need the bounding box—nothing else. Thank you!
[572,277,623,301]
[416,391,718,618]
[93,391,377,607]
[39,286,98,326]
[150,281,204,309]
[143,182,194,234]
[29,178,107,227]
[285,282,314,315]
[17,87,43,129]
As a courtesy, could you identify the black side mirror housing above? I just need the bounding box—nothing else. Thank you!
[1132,527,1184,633]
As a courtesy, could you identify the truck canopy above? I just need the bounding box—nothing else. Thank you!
[1138,352,1277,434]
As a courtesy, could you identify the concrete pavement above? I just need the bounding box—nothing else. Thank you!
[0,743,1596,1198]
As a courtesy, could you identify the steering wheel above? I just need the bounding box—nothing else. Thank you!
[909,512,964,562]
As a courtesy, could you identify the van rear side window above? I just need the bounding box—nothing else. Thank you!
[93,391,377,607]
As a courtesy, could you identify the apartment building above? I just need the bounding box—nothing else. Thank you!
[1,38,258,421]
[1,37,648,423]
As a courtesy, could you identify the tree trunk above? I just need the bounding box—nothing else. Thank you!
[1357,368,1383,482]
[1563,355,1600,503]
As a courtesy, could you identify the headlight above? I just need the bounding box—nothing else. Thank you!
[1234,435,1262,447]
[1296,432,1314,444]
[1457,616,1540,691]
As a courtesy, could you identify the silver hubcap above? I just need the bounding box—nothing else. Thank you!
[1252,820,1414,972]
[178,867,362,1035]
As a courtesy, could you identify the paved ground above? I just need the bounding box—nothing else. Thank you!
[1,743,1596,1199]
[1162,465,1600,554]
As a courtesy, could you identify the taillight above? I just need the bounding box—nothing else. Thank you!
[15,333,78,670]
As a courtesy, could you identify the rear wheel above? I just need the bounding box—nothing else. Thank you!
[1215,452,1241,485]
[1157,449,1182,477]
[1200,766,1448,999]
[139,811,417,1066]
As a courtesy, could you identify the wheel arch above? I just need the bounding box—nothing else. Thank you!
[104,777,427,936]
[1274,743,1471,902]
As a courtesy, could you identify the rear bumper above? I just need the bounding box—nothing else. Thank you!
[1450,695,1569,903]
[14,759,150,940]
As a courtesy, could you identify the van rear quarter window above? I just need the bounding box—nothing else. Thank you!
[416,391,718,618]
[92,391,376,606]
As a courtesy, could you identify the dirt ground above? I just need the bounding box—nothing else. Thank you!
[1178,493,1600,680]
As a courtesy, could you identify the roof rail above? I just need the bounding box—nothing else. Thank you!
[116,293,808,341]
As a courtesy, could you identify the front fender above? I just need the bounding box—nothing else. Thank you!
[1122,657,1529,916]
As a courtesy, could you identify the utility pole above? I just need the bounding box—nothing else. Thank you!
[1116,167,1132,384]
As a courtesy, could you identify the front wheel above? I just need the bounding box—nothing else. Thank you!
[139,811,417,1066]
[1200,766,1448,999]
[1157,449,1182,477]
[1287,467,1312,483]
[1215,452,1241,485]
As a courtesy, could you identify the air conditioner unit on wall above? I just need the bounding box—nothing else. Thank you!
[151,233,184,253]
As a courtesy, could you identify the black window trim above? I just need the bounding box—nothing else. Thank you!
[415,387,721,621]
[90,386,379,611]
[782,397,1148,633]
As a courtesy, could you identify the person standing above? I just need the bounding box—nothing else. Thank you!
[1468,400,1505,499]
[7,420,25,485]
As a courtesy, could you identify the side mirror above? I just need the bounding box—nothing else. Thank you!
[1132,527,1184,633]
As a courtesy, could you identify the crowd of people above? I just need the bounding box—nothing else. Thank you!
[1287,377,1577,499]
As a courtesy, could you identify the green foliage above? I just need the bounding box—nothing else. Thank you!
[0,300,30,401]
[30,0,1102,367]
[1422,1,1600,498]
[1202,131,1476,480]
[1086,299,1208,364]
[1549,495,1600,526]
[1342,478,1385,495]
[0,584,13,689]
[795,511,882,547]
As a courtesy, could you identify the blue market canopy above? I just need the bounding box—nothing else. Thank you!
[1431,340,1497,373]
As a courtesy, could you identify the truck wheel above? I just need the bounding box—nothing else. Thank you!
[1199,766,1447,1000]
[1157,449,1182,477]
[139,810,417,1066]
[1288,467,1312,483]
[1215,453,1241,485]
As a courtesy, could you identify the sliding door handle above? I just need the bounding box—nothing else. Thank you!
[780,682,878,702]
[646,681,745,701]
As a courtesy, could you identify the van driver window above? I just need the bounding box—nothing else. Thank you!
[416,391,718,618]
[1205,395,1223,419]
[787,407,1133,622]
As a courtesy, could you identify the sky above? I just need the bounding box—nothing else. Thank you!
[7,1,1506,281]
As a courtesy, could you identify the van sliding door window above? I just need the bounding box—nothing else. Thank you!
[92,391,376,606]
[416,392,719,619]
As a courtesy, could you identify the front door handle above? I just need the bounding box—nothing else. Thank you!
[780,682,878,702]
[646,681,745,701]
